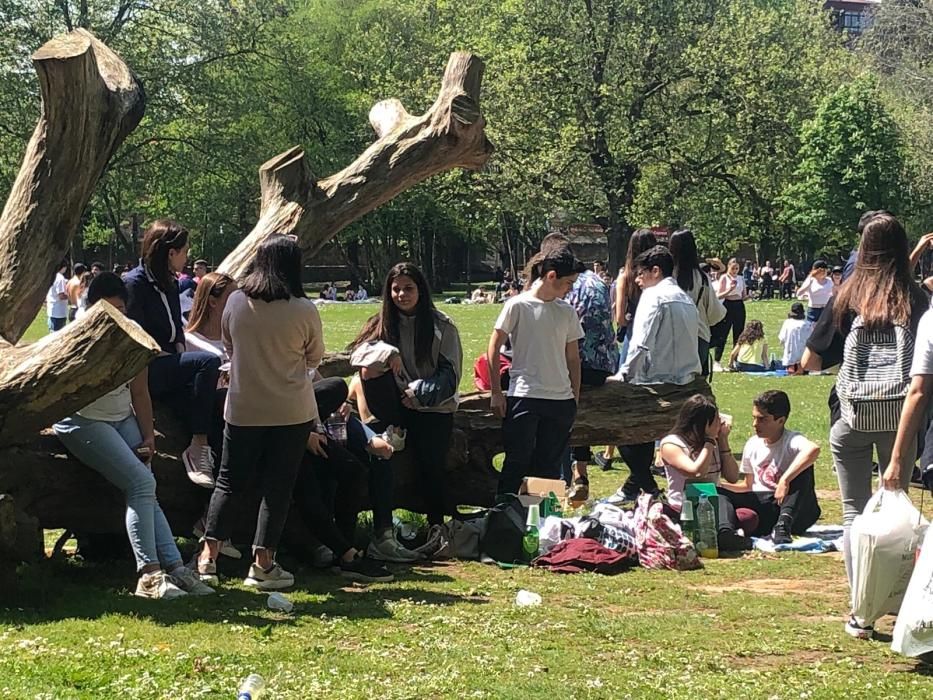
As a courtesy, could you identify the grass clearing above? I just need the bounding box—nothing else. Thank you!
[6,298,933,697]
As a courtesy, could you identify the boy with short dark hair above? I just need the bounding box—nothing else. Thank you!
[488,247,585,496]
[720,390,822,544]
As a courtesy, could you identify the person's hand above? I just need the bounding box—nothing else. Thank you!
[729,279,737,291]
[916,232,933,252]
[705,414,722,439]
[490,392,506,419]
[306,432,328,458]
[401,395,415,409]
[137,435,156,465]
[338,401,352,420]
[718,414,732,440]
[774,478,789,504]
[388,355,403,376]
[881,460,901,491]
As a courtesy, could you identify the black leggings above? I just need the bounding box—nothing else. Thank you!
[361,372,453,525]
[711,299,746,362]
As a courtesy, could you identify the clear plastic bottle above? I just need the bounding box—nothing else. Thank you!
[237,674,266,700]
[325,411,347,445]
[696,495,719,559]
[680,498,697,546]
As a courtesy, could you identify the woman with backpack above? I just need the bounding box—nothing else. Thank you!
[802,213,927,640]
[669,229,726,378]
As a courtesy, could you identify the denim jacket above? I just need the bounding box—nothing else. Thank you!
[617,277,700,385]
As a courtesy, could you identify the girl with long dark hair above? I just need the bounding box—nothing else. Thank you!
[728,320,769,372]
[124,220,221,488]
[658,394,749,551]
[349,263,463,543]
[803,213,928,639]
[197,234,324,590]
[613,229,658,348]
[669,229,726,376]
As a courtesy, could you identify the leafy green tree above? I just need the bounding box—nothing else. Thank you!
[780,75,907,255]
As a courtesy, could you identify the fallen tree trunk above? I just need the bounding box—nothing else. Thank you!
[0,29,145,344]
[0,377,711,544]
[0,302,160,448]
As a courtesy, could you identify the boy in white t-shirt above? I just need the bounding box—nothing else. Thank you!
[487,248,585,496]
[46,260,70,331]
[720,390,822,544]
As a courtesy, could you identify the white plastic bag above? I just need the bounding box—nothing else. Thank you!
[892,527,933,657]
[850,489,927,626]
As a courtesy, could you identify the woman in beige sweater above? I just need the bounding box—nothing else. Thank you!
[197,235,324,590]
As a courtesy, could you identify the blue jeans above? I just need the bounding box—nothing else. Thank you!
[148,351,220,436]
[54,414,181,572]
[806,306,824,323]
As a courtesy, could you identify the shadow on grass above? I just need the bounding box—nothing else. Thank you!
[0,556,482,628]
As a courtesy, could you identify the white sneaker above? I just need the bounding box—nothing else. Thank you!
[134,570,187,600]
[380,426,407,453]
[195,556,219,585]
[191,521,242,560]
[183,445,215,488]
[169,566,216,596]
[712,361,724,373]
[367,531,422,563]
[244,562,294,590]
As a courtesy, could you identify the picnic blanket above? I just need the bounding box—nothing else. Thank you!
[752,524,844,553]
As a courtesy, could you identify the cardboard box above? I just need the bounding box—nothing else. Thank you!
[685,482,720,530]
[518,477,567,508]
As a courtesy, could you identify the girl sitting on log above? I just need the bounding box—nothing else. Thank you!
[197,234,324,590]
[349,263,463,544]
[54,273,215,600]
[124,220,220,489]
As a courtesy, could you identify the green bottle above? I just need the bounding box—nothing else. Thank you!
[523,504,541,563]
[680,499,697,545]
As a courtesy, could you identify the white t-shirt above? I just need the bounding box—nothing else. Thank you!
[778,318,812,366]
[185,330,228,362]
[46,272,68,319]
[740,429,810,493]
[911,308,933,376]
[660,434,722,510]
[495,291,584,400]
[717,274,745,301]
[797,276,834,307]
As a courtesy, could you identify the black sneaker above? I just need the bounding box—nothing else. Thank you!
[593,452,612,471]
[338,554,394,583]
[771,516,793,546]
[717,528,752,552]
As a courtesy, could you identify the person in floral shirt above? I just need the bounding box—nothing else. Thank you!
[565,258,619,500]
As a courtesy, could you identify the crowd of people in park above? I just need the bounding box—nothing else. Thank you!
[43,211,933,642]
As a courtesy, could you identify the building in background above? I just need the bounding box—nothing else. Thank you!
[824,0,881,36]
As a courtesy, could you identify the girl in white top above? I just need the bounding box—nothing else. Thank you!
[184,272,238,363]
[796,260,834,323]
[658,394,746,550]
[778,302,812,371]
[710,258,748,371]
[53,273,213,600]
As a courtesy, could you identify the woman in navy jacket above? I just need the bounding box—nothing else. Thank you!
[125,220,220,488]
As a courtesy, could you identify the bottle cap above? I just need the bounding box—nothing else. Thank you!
[699,494,709,503]
[526,503,540,527]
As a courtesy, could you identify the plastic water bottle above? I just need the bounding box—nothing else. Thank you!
[680,499,697,545]
[696,495,719,559]
[523,503,541,563]
[325,412,347,445]
[237,674,266,700]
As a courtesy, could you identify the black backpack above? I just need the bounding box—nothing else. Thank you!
[480,495,528,564]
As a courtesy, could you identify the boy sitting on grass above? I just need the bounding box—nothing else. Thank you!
[720,390,822,545]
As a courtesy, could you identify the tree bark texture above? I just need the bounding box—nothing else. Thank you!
[0,302,160,449]
[0,29,145,343]
[217,52,493,279]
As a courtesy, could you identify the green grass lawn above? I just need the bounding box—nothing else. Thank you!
[6,298,933,698]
